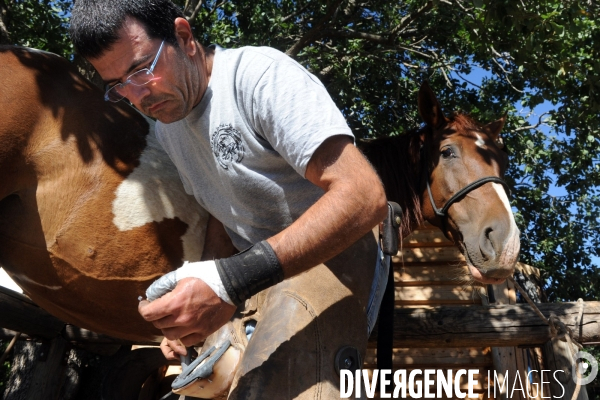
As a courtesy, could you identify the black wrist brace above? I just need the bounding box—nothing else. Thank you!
[215,240,284,306]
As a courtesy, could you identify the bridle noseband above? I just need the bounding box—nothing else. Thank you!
[426,176,510,218]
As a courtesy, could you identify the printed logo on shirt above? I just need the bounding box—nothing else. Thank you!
[211,123,244,169]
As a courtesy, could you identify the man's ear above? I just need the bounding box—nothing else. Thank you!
[174,17,196,56]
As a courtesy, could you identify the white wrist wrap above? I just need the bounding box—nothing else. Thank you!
[176,261,234,306]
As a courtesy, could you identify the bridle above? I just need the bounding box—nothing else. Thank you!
[426,176,510,218]
[420,140,510,227]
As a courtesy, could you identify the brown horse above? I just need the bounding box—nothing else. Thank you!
[360,83,520,284]
[0,46,518,346]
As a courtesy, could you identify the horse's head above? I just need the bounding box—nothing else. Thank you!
[418,83,520,284]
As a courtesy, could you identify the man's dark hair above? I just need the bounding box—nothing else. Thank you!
[70,0,185,59]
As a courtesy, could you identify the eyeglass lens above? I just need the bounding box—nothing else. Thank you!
[104,40,165,102]
[106,69,156,101]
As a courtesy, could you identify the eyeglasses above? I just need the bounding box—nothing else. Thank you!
[104,40,165,102]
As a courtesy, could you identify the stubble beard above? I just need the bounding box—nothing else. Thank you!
[143,50,200,123]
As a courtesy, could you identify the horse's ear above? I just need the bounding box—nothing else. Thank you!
[418,82,447,129]
[484,113,507,145]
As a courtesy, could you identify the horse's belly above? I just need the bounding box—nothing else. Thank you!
[0,229,170,342]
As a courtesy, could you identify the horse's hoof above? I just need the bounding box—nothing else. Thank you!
[171,321,245,399]
[171,341,241,398]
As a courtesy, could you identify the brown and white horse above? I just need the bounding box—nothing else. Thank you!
[0,46,209,342]
[0,46,519,345]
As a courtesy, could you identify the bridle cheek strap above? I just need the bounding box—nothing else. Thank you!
[427,176,510,218]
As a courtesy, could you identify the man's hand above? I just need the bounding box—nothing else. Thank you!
[138,277,236,346]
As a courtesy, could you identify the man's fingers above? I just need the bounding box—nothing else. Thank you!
[160,337,187,360]
[138,292,176,321]
[161,325,204,342]
[179,332,207,348]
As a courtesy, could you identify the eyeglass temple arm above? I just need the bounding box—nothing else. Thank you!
[149,40,165,71]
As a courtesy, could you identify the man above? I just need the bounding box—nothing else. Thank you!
[70,1,388,398]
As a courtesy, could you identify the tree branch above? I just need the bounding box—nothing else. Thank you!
[286,1,434,58]
[454,71,483,89]
[286,0,344,57]
[0,0,11,45]
[452,0,474,14]
[439,66,453,88]
[319,28,389,44]
[395,43,433,59]
[184,0,206,23]
[512,112,551,132]
[183,0,192,14]
[390,1,433,38]
[489,45,524,93]
[281,2,312,23]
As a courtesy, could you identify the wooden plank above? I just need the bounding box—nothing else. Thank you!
[402,241,455,248]
[520,349,545,400]
[0,285,64,339]
[515,262,541,279]
[395,247,465,263]
[364,347,492,366]
[394,265,472,285]
[0,286,152,345]
[395,285,484,305]
[367,301,600,348]
[490,347,522,400]
[532,347,553,399]
[393,260,468,267]
[402,228,454,247]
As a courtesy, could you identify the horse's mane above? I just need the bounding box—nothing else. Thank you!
[449,113,487,132]
[359,113,485,238]
[359,127,430,239]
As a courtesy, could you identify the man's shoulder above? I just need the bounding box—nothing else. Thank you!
[220,45,288,63]
[216,45,296,76]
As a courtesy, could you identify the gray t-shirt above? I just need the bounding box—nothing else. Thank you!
[155,45,354,250]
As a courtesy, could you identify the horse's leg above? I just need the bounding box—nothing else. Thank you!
[227,230,379,400]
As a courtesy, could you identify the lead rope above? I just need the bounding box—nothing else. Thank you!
[508,277,585,400]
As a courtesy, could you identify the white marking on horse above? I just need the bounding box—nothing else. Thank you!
[475,134,487,149]
[112,120,208,262]
[492,182,520,264]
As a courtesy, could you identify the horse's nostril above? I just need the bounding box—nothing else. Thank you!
[485,227,493,240]
[480,227,496,261]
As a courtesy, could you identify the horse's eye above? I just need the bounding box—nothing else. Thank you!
[440,147,454,159]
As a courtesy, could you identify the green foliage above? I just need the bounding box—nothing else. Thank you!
[2,0,600,302]
[0,1,72,55]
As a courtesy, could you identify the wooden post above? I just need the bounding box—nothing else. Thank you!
[490,280,523,400]
[366,301,600,347]
[543,338,589,400]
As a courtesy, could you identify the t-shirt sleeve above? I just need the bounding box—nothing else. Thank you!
[251,58,354,177]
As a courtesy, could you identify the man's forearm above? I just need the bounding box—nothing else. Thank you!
[266,136,387,278]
